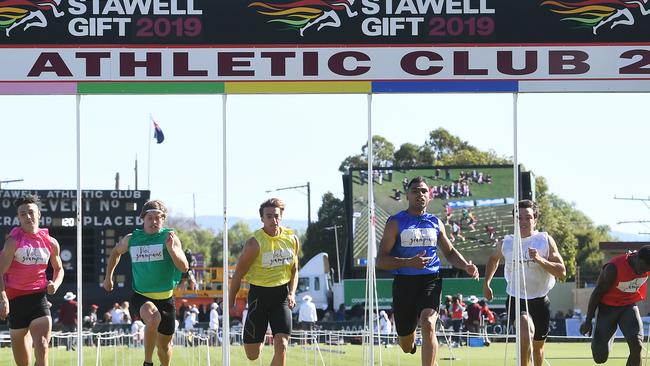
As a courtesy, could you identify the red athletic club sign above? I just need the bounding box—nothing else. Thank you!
[2,45,649,82]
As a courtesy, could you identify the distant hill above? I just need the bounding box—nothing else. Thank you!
[195,215,308,234]
[195,218,647,243]
[609,231,650,242]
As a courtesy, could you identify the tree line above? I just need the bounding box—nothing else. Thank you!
[171,128,608,285]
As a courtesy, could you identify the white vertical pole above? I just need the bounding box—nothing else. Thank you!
[512,92,521,366]
[75,94,84,365]
[206,338,211,366]
[365,93,376,366]
[375,264,382,366]
[222,94,230,366]
[147,115,152,190]
[334,225,341,283]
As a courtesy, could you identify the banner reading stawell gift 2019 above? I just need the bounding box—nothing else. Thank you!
[2,0,650,89]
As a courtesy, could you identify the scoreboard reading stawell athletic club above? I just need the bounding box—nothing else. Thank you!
[0,189,150,305]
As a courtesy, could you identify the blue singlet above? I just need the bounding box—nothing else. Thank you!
[388,210,442,276]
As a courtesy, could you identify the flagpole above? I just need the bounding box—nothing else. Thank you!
[147,114,152,190]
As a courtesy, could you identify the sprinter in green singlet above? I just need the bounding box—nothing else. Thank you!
[230,198,299,366]
[103,200,193,366]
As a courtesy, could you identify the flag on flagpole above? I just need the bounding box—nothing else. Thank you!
[152,118,165,144]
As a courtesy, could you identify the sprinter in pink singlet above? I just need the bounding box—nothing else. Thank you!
[0,194,64,366]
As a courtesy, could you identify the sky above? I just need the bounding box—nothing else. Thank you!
[1,92,649,238]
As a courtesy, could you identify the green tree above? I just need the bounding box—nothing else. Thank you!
[326,128,608,285]
[338,128,509,172]
[393,143,420,167]
[574,226,609,286]
[339,154,366,173]
[438,148,510,166]
[534,176,610,283]
[166,215,215,267]
[418,145,436,166]
[362,135,395,166]
[425,128,472,160]
[339,135,395,173]
[211,220,254,266]
[301,193,347,281]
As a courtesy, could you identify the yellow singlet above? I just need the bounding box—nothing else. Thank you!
[245,227,297,287]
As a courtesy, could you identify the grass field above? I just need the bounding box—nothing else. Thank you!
[0,341,636,366]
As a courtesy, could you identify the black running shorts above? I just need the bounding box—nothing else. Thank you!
[243,283,292,344]
[392,274,442,337]
[506,295,551,341]
[8,291,50,330]
[131,292,177,336]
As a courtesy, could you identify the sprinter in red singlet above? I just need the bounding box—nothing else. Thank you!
[580,246,650,366]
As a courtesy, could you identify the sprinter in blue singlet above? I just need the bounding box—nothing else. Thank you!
[377,176,479,366]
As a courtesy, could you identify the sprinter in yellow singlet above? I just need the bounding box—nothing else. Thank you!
[229,198,299,366]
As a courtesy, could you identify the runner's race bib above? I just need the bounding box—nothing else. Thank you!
[130,244,164,262]
[15,246,50,265]
[617,277,648,293]
[400,228,437,247]
[262,248,294,268]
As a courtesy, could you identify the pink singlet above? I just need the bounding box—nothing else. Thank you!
[4,227,52,300]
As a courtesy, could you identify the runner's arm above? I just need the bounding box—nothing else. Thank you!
[0,237,16,293]
[229,237,259,310]
[0,237,17,318]
[484,241,504,288]
[48,237,64,294]
[585,264,616,323]
[287,235,301,309]
[482,241,503,300]
[166,231,189,272]
[437,224,478,279]
[530,235,566,280]
[103,234,130,291]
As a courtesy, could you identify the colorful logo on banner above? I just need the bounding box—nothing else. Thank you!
[1,0,204,38]
[542,0,650,35]
[249,0,498,38]
[0,0,64,36]
[249,0,357,36]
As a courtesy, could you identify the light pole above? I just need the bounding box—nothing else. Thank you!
[0,179,24,190]
[266,182,311,225]
[324,223,343,282]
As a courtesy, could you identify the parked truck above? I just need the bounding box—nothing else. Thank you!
[295,252,508,314]
[177,253,507,322]
[294,252,393,314]
[173,266,249,322]
[294,253,333,316]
